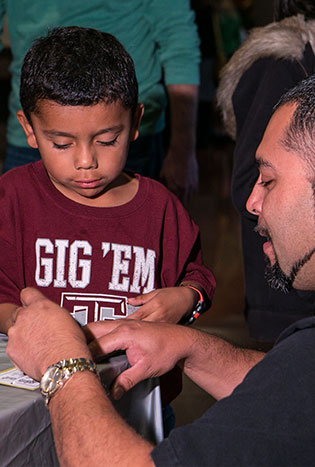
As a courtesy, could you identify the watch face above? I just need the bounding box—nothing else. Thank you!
[41,366,62,394]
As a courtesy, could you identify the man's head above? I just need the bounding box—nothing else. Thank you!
[247,75,315,293]
[16,27,144,205]
[19,26,139,122]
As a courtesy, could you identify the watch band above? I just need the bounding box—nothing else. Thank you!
[40,357,99,406]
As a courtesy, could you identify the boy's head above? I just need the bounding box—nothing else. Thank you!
[20,26,139,123]
[17,26,144,207]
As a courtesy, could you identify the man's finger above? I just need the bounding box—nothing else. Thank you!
[88,331,128,357]
[11,306,22,325]
[20,287,46,306]
[111,364,152,400]
[85,319,127,341]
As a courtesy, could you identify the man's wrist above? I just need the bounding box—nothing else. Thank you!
[40,358,99,406]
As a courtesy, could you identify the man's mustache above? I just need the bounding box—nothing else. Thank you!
[254,224,270,240]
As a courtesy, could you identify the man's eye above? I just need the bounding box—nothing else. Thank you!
[53,142,71,150]
[259,179,273,188]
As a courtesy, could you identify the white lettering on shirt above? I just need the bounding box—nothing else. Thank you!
[35,239,156,293]
[68,240,92,288]
[130,246,155,293]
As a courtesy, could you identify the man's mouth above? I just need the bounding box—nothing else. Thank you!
[262,240,276,264]
[254,225,276,264]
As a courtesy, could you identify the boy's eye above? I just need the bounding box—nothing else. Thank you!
[53,142,71,150]
[97,136,118,146]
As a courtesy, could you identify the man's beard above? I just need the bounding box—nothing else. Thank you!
[264,248,315,293]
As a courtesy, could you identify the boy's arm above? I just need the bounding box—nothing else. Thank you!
[0,303,19,334]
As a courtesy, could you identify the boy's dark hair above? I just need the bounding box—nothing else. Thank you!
[274,0,315,22]
[20,26,138,123]
[275,74,315,178]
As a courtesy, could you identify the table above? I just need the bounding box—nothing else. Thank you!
[0,335,163,466]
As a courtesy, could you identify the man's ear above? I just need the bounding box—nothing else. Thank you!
[16,110,39,149]
[130,103,144,142]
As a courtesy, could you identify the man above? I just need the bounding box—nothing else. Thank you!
[6,75,315,465]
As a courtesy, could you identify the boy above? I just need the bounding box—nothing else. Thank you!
[0,26,215,433]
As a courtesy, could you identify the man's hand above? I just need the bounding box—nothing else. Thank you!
[85,317,265,402]
[85,319,191,400]
[127,286,198,323]
[6,288,91,381]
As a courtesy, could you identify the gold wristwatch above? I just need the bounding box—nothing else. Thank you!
[40,358,99,406]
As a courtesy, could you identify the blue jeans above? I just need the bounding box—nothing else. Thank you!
[3,132,163,178]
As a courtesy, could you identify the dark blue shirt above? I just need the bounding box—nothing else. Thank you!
[152,317,315,466]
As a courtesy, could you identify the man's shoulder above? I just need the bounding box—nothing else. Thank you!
[245,317,315,390]
[276,315,315,344]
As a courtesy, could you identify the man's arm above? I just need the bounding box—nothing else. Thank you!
[49,372,153,466]
[86,317,264,401]
[179,328,264,399]
[6,288,153,466]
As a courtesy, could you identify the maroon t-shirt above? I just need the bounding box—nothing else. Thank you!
[0,161,215,321]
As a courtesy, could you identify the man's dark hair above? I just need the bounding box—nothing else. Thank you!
[274,74,315,178]
[20,26,138,123]
[273,0,315,22]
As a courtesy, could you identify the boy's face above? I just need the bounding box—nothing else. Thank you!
[17,100,143,206]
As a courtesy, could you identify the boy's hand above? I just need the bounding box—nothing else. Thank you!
[127,286,198,323]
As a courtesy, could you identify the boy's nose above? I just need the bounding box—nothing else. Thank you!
[74,146,98,170]
[246,177,263,216]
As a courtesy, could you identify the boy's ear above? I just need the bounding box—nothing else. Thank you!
[16,110,39,149]
[130,103,144,142]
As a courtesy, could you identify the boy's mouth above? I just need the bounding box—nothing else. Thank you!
[74,179,101,189]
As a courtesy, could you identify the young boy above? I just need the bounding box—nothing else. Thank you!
[0,26,215,433]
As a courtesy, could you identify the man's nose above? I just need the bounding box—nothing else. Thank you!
[246,177,263,216]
